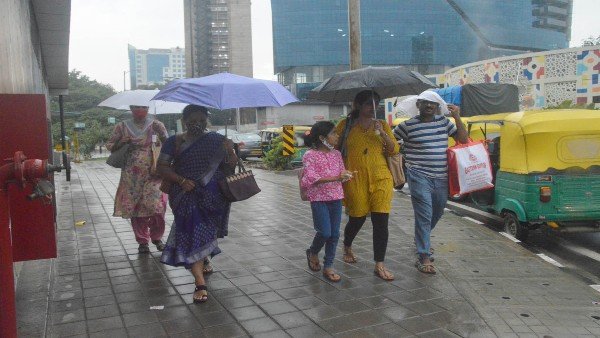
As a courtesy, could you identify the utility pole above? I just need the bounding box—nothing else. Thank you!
[348,0,362,70]
[123,71,127,91]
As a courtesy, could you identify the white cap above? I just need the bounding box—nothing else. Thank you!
[416,90,449,115]
[417,90,444,104]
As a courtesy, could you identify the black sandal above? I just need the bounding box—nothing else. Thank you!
[306,249,321,271]
[152,240,165,251]
[193,285,208,304]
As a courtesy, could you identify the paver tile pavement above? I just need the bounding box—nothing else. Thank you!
[13,162,600,337]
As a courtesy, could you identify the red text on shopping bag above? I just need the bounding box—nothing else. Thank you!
[447,141,494,196]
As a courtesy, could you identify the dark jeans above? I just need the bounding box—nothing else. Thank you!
[343,212,389,262]
[309,200,342,269]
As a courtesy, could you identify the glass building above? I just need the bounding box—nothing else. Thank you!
[184,0,253,78]
[128,45,186,89]
[272,0,572,87]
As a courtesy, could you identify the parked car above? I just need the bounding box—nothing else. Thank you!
[216,128,239,137]
[231,133,262,159]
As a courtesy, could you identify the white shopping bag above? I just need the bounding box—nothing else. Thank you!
[447,141,494,195]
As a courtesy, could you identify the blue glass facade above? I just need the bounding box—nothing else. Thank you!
[146,54,169,83]
[272,0,571,84]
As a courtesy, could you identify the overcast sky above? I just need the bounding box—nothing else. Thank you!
[69,0,600,91]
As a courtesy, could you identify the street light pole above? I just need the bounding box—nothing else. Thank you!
[348,0,362,70]
[123,70,129,91]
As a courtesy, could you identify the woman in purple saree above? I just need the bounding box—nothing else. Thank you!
[157,105,237,303]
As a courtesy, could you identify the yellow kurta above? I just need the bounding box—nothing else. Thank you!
[335,119,399,217]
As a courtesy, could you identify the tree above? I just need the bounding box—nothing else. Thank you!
[51,70,116,112]
[51,70,126,158]
[582,35,600,46]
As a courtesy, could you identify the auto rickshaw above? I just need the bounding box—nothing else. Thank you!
[467,110,600,240]
[259,126,311,164]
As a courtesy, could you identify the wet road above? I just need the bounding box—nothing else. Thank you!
[442,195,600,286]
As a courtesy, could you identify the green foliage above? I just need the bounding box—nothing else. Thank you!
[51,70,116,112]
[544,99,598,110]
[51,70,126,158]
[262,136,294,171]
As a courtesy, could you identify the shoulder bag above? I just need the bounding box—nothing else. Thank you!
[106,143,130,169]
[218,159,261,202]
[386,152,406,189]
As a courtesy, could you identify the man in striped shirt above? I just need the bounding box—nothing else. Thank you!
[393,91,468,274]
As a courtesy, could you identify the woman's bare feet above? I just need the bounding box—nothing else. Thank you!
[374,262,394,281]
[343,246,357,263]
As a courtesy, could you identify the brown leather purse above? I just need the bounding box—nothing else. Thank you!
[218,159,261,202]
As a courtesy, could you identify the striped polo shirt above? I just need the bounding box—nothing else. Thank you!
[393,115,457,178]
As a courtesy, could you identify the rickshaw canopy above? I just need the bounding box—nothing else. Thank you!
[496,110,600,173]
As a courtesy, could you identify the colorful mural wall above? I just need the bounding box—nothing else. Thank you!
[433,46,600,109]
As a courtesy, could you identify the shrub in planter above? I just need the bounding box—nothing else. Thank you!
[262,136,294,171]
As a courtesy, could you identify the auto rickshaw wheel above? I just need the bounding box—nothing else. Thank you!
[503,212,529,241]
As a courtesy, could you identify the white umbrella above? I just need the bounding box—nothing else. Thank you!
[98,89,187,114]
[395,92,449,118]
[148,100,188,115]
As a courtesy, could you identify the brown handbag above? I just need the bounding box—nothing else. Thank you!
[218,159,261,202]
[386,153,406,189]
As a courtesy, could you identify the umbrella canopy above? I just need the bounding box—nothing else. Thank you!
[98,89,159,109]
[98,89,188,114]
[308,66,436,103]
[151,73,298,109]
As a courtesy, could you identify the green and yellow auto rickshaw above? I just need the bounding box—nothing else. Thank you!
[468,110,600,240]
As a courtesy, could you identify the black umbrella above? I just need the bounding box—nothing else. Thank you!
[308,66,436,103]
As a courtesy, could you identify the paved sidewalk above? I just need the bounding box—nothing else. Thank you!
[17,162,600,337]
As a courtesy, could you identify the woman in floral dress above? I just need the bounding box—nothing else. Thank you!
[106,105,168,253]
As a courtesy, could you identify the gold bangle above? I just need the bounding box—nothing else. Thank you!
[179,178,186,185]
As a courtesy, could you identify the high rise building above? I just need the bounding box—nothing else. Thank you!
[128,45,186,89]
[184,0,253,78]
[271,0,572,88]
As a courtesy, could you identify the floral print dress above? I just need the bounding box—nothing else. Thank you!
[106,119,168,219]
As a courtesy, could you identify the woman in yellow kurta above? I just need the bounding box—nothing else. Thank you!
[335,90,399,281]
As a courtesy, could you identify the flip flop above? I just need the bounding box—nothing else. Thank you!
[343,246,357,263]
[306,249,321,271]
[193,285,208,303]
[322,270,341,282]
[152,240,165,251]
[374,266,394,281]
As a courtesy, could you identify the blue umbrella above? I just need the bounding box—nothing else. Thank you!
[151,73,298,109]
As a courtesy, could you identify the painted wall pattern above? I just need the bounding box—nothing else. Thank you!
[576,50,600,105]
[434,46,600,109]
[484,62,499,83]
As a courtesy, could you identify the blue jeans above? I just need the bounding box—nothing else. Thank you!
[407,168,448,258]
[309,200,342,269]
